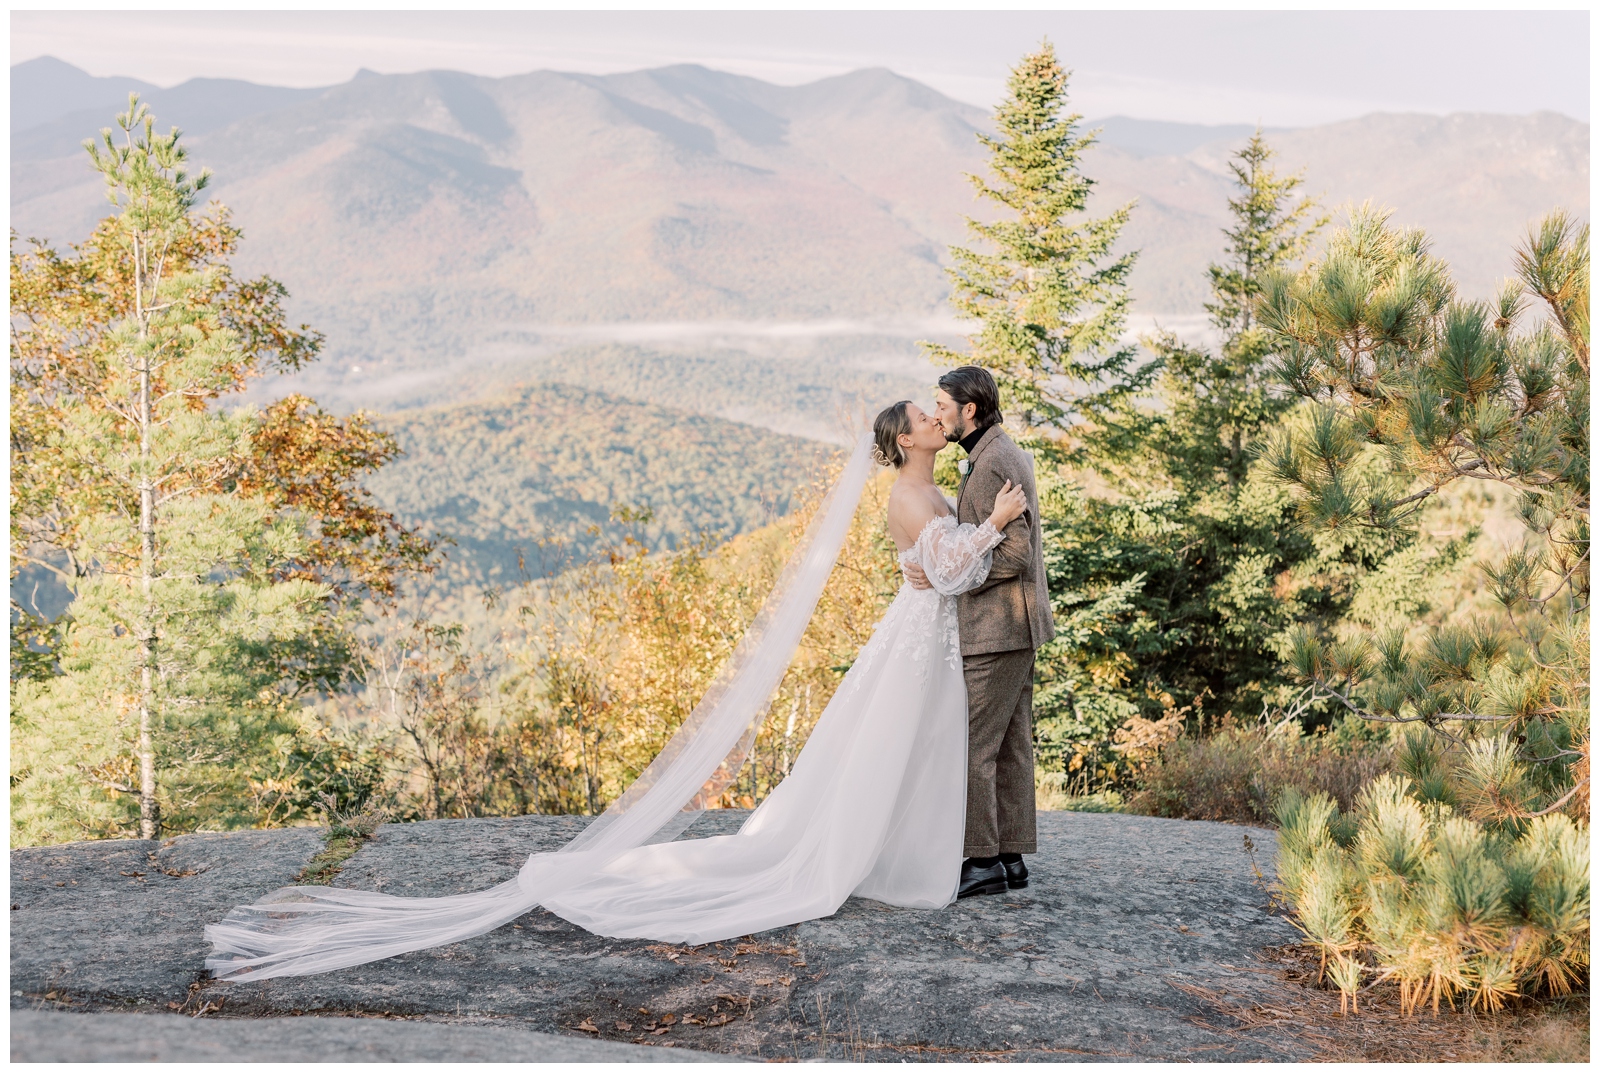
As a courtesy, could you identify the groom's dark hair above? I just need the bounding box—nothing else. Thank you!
[937,366,1002,431]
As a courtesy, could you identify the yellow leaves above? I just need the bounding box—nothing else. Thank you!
[1110,705,1185,771]
[498,465,900,815]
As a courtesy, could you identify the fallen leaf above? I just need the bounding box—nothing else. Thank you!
[789,960,807,968]
[753,978,774,986]
[735,943,760,955]
[652,1027,670,1036]
[778,975,794,987]
[658,1013,676,1025]
[614,1022,632,1031]
[698,977,713,984]
[706,1013,736,1028]
[575,1019,599,1034]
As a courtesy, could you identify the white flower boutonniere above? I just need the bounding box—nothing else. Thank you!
[957,459,969,476]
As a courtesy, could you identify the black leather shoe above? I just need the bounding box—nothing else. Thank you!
[958,859,1007,899]
[1002,856,1029,890]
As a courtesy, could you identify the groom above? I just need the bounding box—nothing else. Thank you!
[905,366,1054,899]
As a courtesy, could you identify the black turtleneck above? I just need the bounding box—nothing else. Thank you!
[958,423,988,456]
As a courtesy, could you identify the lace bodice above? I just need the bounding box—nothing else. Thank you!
[897,513,1004,596]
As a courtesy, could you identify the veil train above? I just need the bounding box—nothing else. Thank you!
[206,434,877,981]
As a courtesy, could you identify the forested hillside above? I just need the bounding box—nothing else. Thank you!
[295,342,927,442]
[365,381,839,593]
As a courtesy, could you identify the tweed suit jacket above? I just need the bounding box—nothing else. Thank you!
[955,425,1056,656]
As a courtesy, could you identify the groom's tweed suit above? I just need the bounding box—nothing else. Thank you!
[956,424,1055,857]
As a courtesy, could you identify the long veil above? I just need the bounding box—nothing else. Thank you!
[206,433,877,981]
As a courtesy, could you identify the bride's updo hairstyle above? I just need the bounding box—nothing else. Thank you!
[872,400,914,468]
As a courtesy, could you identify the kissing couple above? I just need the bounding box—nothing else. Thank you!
[207,365,1054,981]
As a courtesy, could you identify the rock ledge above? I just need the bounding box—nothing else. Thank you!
[11,811,1304,1061]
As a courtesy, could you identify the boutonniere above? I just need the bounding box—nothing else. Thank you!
[957,459,969,476]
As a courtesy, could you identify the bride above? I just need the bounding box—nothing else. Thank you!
[206,401,1026,980]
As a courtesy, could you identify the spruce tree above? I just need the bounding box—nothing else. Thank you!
[1142,131,1327,488]
[925,41,1142,432]
[1032,133,1345,776]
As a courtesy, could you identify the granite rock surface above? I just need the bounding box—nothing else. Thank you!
[11,811,1306,1061]
[10,1008,730,1062]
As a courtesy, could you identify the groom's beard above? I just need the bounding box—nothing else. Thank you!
[942,417,966,443]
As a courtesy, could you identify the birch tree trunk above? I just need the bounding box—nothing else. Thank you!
[134,229,161,839]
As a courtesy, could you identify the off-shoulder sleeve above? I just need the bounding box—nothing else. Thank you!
[917,517,1004,596]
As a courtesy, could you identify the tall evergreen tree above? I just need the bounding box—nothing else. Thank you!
[1139,131,1327,488]
[9,98,430,843]
[925,41,1143,432]
[1032,136,1429,786]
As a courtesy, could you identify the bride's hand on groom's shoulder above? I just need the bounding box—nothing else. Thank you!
[988,480,1028,532]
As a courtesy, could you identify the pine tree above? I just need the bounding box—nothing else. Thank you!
[925,41,1142,432]
[7,98,400,843]
[1260,206,1588,823]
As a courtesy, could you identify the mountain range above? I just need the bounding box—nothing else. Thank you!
[11,56,1588,597]
[13,57,1589,422]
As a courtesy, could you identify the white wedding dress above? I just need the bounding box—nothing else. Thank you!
[538,511,1002,942]
[206,437,1003,980]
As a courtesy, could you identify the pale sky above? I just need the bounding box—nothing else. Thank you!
[10,8,1592,126]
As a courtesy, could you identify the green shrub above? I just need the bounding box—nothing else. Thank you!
[1127,719,1393,825]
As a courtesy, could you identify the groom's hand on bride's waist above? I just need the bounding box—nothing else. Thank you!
[902,562,933,589]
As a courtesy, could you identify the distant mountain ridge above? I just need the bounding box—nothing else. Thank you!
[11,56,326,164]
[12,57,1589,424]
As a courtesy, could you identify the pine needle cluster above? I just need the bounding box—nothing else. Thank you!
[1276,774,1589,1014]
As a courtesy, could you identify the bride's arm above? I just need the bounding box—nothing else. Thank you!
[916,518,1006,596]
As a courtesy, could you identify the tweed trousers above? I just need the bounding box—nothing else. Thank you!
[963,646,1038,857]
